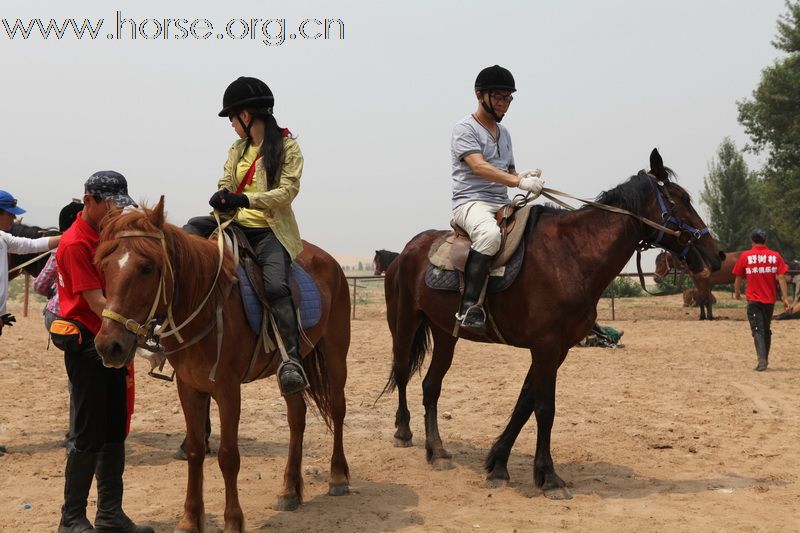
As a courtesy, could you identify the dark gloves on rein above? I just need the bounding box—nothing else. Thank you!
[209,191,249,210]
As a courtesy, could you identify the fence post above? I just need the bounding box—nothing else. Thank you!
[610,280,616,321]
[23,272,30,318]
[351,279,357,320]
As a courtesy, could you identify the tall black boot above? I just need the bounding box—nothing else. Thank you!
[94,442,154,533]
[455,249,493,333]
[754,334,768,371]
[271,296,308,396]
[58,450,97,533]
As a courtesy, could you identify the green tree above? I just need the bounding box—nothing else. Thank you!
[737,0,800,256]
[700,138,760,250]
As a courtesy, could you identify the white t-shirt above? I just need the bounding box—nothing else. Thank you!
[0,231,50,314]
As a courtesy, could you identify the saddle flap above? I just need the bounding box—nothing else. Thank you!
[427,204,533,272]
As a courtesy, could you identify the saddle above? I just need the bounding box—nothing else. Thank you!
[224,226,321,377]
[428,203,533,272]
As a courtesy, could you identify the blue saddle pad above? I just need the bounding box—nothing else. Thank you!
[238,263,322,335]
[424,237,525,293]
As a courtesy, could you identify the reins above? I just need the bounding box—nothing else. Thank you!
[7,250,52,274]
[518,173,711,294]
[101,211,231,359]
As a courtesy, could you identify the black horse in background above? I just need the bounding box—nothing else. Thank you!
[8,222,59,281]
[374,249,399,275]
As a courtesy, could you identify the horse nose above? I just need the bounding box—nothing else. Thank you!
[95,337,128,368]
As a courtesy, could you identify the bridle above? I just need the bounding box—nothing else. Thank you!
[101,216,229,352]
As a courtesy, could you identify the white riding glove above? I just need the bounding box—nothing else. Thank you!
[517,168,544,197]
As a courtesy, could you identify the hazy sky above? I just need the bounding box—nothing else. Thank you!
[0,0,789,267]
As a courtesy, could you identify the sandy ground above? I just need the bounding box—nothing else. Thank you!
[1,289,799,532]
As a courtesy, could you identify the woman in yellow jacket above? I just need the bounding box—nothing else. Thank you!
[184,76,306,396]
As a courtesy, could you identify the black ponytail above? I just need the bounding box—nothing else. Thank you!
[251,112,288,189]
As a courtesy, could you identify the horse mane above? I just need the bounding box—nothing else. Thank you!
[96,206,236,314]
[11,222,58,238]
[595,167,679,216]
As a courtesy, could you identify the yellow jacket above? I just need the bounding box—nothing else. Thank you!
[217,137,304,260]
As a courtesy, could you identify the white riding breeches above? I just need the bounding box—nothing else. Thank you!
[452,200,505,256]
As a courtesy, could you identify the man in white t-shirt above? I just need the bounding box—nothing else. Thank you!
[451,65,544,333]
[0,189,59,456]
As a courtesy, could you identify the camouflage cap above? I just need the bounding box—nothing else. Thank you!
[84,171,137,208]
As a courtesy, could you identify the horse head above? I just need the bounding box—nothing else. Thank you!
[643,149,723,274]
[94,197,172,368]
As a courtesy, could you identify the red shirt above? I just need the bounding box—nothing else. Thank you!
[56,212,104,334]
[732,244,788,304]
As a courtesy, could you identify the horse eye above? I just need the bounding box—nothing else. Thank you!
[140,264,154,275]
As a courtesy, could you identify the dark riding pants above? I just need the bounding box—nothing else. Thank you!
[746,301,774,359]
[183,216,291,300]
[64,344,128,453]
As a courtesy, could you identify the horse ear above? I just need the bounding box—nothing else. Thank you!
[150,196,166,228]
[649,148,664,173]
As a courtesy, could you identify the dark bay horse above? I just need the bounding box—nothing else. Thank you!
[383,150,722,499]
[93,199,350,533]
[654,250,742,320]
[373,249,399,275]
[8,222,59,281]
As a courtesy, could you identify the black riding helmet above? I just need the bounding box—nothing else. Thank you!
[219,76,274,139]
[474,65,516,122]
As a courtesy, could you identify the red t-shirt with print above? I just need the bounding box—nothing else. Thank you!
[731,244,788,304]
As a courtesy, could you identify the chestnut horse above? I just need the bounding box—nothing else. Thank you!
[93,199,350,533]
[654,250,742,320]
[383,150,722,499]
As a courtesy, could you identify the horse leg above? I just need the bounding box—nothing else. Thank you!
[274,392,307,511]
[174,378,210,533]
[390,314,421,448]
[422,327,456,470]
[324,341,350,496]
[707,300,714,321]
[216,384,244,532]
[530,351,572,500]
[485,364,536,488]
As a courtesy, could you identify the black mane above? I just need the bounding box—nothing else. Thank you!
[595,168,677,216]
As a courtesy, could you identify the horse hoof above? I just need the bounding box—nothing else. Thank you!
[544,486,573,500]
[431,458,454,470]
[486,478,509,488]
[273,495,301,511]
[328,483,350,496]
[393,437,413,448]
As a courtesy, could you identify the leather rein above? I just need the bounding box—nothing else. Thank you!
[529,172,711,294]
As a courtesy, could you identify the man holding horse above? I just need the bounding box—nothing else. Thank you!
[452,65,545,333]
[733,228,790,371]
[56,172,152,533]
[0,189,60,457]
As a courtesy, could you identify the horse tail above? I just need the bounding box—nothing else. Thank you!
[379,317,431,397]
[302,339,335,430]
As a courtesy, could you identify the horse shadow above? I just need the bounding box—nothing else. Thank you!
[415,439,784,500]
[125,431,291,467]
[253,479,423,532]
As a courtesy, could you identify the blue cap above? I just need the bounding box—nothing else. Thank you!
[0,190,26,216]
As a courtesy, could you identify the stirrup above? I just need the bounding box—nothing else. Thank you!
[277,360,310,396]
[455,304,487,330]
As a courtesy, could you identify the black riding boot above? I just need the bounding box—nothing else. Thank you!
[94,443,154,533]
[271,296,308,396]
[754,334,768,371]
[58,450,97,533]
[456,249,493,334]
